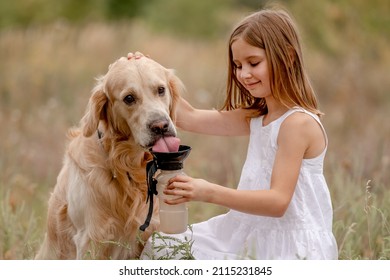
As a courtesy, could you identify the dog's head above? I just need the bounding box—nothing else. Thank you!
[81,57,184,149]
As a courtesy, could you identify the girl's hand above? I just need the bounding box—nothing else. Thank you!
[164,175,212,205]
[127,51,149,60]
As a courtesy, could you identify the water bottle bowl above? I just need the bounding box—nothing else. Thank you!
[150,145,191,234]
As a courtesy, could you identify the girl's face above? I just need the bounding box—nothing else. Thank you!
[231,37,271,99]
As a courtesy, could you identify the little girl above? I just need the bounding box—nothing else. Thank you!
[136,7,338,260]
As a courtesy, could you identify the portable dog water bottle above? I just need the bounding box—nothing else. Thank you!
[140,145,191,234]
[154,146,191,234]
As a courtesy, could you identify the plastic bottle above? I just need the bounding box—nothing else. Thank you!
[141,145,191,234]
[156,168,188,234]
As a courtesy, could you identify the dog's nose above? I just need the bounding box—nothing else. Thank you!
[149,120,169,135]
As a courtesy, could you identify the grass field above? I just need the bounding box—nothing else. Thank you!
[0,6,389,259]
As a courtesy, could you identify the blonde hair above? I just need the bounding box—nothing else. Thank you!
[223,8,323,117]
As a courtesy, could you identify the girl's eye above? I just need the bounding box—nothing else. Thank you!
[250,62,260,67]
[123,94,136,105]
[234,64,242,70]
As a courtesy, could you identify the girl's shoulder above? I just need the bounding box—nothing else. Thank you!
[284,110,318,126]
[278,109,327,158]
[281,107,324,131]
[279,111,317,141]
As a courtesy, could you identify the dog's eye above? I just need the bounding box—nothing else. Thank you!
[123,94,135,105]
[157,86,165,96]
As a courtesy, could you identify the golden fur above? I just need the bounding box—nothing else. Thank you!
[35,57,184,259]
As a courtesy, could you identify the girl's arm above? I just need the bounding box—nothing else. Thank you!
[165,112,324,217]
[165,177,294,217]
[175,97,251,136]
[126,52,251,136]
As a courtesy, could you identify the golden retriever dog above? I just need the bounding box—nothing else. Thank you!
[35,56,184,259]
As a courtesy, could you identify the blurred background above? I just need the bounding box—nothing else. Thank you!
[0,0,389,259]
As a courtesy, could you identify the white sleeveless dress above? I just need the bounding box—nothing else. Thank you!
[141,107,338,260]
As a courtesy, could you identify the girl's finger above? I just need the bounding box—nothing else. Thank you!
[168,175,190,184]
[166,181,191,191]
[164,197,189,205]
[164,186,187,195]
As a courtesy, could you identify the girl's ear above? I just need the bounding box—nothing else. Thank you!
[81,78,108,137]
[167,70,186,122]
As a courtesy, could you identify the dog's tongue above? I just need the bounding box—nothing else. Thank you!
[152,137,180,153]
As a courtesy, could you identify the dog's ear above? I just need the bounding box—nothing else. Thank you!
[167,70,186,122]
[81,78,108,137]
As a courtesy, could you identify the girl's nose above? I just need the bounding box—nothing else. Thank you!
[240,66,252,79]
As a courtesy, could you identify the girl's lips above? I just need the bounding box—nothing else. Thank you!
[245,81,260,89]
